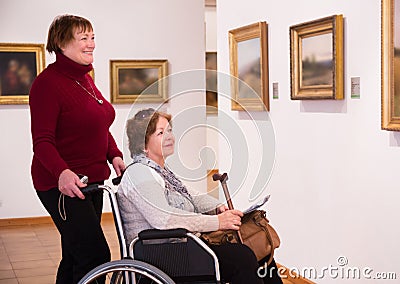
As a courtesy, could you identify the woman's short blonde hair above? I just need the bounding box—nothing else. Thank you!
[126,108,172,157]
[46,14,93,53]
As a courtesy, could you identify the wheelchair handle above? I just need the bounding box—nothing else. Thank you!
[112,168,127,185]
[79,184,101,194]
[112,175,122,185]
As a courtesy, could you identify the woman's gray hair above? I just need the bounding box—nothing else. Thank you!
[126,108,172,157]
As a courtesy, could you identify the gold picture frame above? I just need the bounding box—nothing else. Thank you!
[206,51,218,114]
[229,22,269,111]
[290,15,344,100]
[110,59,168,104]
[205,0,216,7]
[0,43,45,104]
[88,69,95,80]
[382,0,400,131]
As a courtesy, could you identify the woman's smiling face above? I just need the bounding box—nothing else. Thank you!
[61,27,95,65]
[146,116,175,166]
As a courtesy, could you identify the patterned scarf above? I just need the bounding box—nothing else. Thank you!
[132,154,196,211]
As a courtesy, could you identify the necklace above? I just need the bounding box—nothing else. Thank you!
[75,79,103,105]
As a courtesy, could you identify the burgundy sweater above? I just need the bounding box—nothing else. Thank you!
[29,52,122,191]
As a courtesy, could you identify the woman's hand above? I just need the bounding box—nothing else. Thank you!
[58,169,86,199]
[112,156,125,176]
[217,205,229,214]
[217,209,243,231]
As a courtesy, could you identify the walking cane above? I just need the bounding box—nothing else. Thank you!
[212,172,243,243]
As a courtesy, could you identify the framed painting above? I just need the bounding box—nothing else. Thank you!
[88,69,95,80]
[382,0,400,131]
[110,59,168,104]
[290,15,344,100]
[0,43,45,104]
[207,169,219,199]
[229,21,269,111]
[205,0,216,7]
[206,52,218,114]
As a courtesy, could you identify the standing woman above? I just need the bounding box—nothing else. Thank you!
[29,15,125,284]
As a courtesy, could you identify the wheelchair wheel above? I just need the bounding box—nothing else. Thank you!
[78,259,175,284]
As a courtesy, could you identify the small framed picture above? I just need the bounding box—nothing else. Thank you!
[382,0,400,131]
[110,59,168,104]
[89,69,95,80]
[206,52,218,114]
[290,15,344,100]
[229,21,269,111]
[0,43,45,104]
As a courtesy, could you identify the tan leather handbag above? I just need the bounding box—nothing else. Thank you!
[201,173,280,264]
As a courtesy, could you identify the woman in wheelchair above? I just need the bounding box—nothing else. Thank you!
[117,108,282,284]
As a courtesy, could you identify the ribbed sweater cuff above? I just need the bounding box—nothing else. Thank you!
[204,215,220,232]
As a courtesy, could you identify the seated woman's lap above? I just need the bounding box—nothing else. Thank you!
[209,243,263,284]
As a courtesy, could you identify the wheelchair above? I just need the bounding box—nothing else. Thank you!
[77,183,222,284]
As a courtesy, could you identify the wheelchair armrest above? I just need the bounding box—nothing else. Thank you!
[138,228,188,240]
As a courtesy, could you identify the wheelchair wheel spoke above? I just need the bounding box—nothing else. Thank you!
[78,259,175,284]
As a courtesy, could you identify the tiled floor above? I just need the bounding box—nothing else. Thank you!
[1,216,297,284]
[0,214,119,284]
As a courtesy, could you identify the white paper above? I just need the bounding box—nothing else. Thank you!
[243,195,270,214]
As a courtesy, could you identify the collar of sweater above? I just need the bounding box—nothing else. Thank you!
[53,52,93,81]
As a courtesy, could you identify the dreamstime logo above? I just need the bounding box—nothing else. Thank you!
[122,70,276,207]
[257,256,397,281]
[337,256,348,266]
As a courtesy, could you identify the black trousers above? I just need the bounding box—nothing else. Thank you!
[209,243,283,284]
[37,186,110,284]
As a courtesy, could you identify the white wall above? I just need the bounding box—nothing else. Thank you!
[205,6,217,52]
[217,0,400,282]
[205,6,219,171]
[0,0,206,218]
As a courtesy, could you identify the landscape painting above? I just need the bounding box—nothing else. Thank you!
[118,68,159,95]
[237,37,262,99]
[290,15,343,100]
[229,21,269,111]
[301,33,333,87]
[110,59,168,104]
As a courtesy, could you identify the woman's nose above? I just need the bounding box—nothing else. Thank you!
[164,131,174,141]
[164,133,172,140]
[88,39,95,49]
